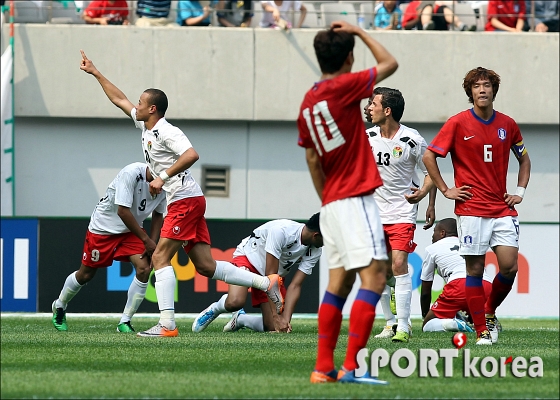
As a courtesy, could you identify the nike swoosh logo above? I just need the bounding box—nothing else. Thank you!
[464,136,475,141]
[519,146,525,153]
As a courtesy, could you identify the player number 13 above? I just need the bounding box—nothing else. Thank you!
[302,101,346,156]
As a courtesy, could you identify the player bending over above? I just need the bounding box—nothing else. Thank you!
[192,213,323,333]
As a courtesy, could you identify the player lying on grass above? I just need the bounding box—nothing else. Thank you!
[421,218,500,333]
[52,162,165,332]
[192,213,323,333]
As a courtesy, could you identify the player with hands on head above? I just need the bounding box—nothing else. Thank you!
[79,50,286,338]
[192,213,323,334]
[298,20,398,384]
[51,162,165,333]
[422,67,531,345]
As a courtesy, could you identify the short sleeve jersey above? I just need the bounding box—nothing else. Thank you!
[88,162,167,235]
[233,219,322,278]
[297,68,383,205]
[428,109,526,217]
[131,108,203,205]
[421,236,493,284]
[367,123,429,224]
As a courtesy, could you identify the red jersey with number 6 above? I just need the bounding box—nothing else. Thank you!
[428,108,527,217]
[297,67,383,206]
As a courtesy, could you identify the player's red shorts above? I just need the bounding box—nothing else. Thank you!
[383,223,417,253]
[82,230,146,268]
[431,278,492,319]
[231,255,286,308]
[160,196,211,253]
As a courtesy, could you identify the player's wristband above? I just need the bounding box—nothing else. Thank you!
[515,186,526,198]
[159,171,170,182]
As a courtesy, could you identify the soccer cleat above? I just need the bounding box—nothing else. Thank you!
[476,330,492,345]
[223,309,246,332]
[485,314,499,343]
[265,274,285,314]
[136,323,178,337]
[374,325,395,338]
[51,300,68,331]
[337,369,389,385]
[192,306,219,333]
[116,321,135,333]
[391,330,410,343]
[389,287,396,315]
[496,316,503,332]
[310,369,338,383]
[453,318,474,333]
[391,323,413,337]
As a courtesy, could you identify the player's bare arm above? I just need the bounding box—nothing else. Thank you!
[504,152,531,207]
[149,147,200,196]
[117,205,157,257]
[79,50,135,118]
[305,148,325,201]
[405,174,434,204]
[423,186,437,230]
[147,211,164,258]
[420,280,433,318]
[329,21,397,83]
[423,150,472,202]
[264,252,287,331]
[281,269,308,333]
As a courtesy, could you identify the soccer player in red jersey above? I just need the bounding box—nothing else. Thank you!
[423,67,531,345]
[297,21,398,384]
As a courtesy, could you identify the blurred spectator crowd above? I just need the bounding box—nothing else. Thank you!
[0,0,558,32]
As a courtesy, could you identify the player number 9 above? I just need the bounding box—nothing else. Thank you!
[91,249,100,262]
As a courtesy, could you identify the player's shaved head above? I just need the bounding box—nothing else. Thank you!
[436,218,458,237]
[313,29,355,74]
[463,67,501,104]
[143,88,168,117]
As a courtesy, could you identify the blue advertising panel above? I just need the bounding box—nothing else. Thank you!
[1,219,39,312]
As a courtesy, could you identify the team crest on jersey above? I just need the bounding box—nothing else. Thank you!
[147,141,152,151]
[498,128,506,141]
[173,226,181,235]
[392,146,403,158]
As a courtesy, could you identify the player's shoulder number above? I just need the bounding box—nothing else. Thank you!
[302,101,345,156]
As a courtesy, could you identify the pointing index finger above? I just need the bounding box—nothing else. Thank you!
[80,49,88,61]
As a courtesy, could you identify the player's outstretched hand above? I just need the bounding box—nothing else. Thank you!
[443,186,472,202]
[79,50,98,75]
[504,192,523,207]
[331,20,360,34]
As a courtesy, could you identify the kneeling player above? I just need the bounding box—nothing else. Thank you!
[192,213,323,333]
[421,218,493,332]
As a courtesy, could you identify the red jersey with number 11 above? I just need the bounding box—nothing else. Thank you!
[428,108,527,217]
[297,68,383,206]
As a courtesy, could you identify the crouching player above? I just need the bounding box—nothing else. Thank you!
[192,213,323,333]
[421,218,496,333]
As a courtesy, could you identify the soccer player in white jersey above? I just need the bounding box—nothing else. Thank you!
[421,218,493,333]
[51,162,166,332]
[79,50,285,337]
[192,213,323,333]
[365,87,436,343]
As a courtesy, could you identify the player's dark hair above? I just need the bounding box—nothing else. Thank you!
[373,87,405,122]
[313,29,355,74]
[144,88,168,117]
[305,212,321,234]
[437,218,458,237]
[462,67,501,104]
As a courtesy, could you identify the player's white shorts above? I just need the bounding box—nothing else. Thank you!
[457,215,519,256]
[320,194,388,271]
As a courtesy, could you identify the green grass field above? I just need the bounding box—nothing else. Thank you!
[1,315,558,399]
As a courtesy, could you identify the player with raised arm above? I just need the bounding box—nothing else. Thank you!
[192,213,323,333]
[423,67,531,345]
[51,162,165,332]
[364,87,436,343]
[421,218,494,333]
[79,50,285,337]
[298,21,398,384]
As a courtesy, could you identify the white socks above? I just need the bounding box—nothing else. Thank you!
[212,261,269,291]
[119,277,148,324]
[395,273,412,333]
[237,313,264,332]
[210,294,229,315]
[155,266,177,330]
[55,271,83,309]
[379,285,396,326]
[423,318,459,332]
